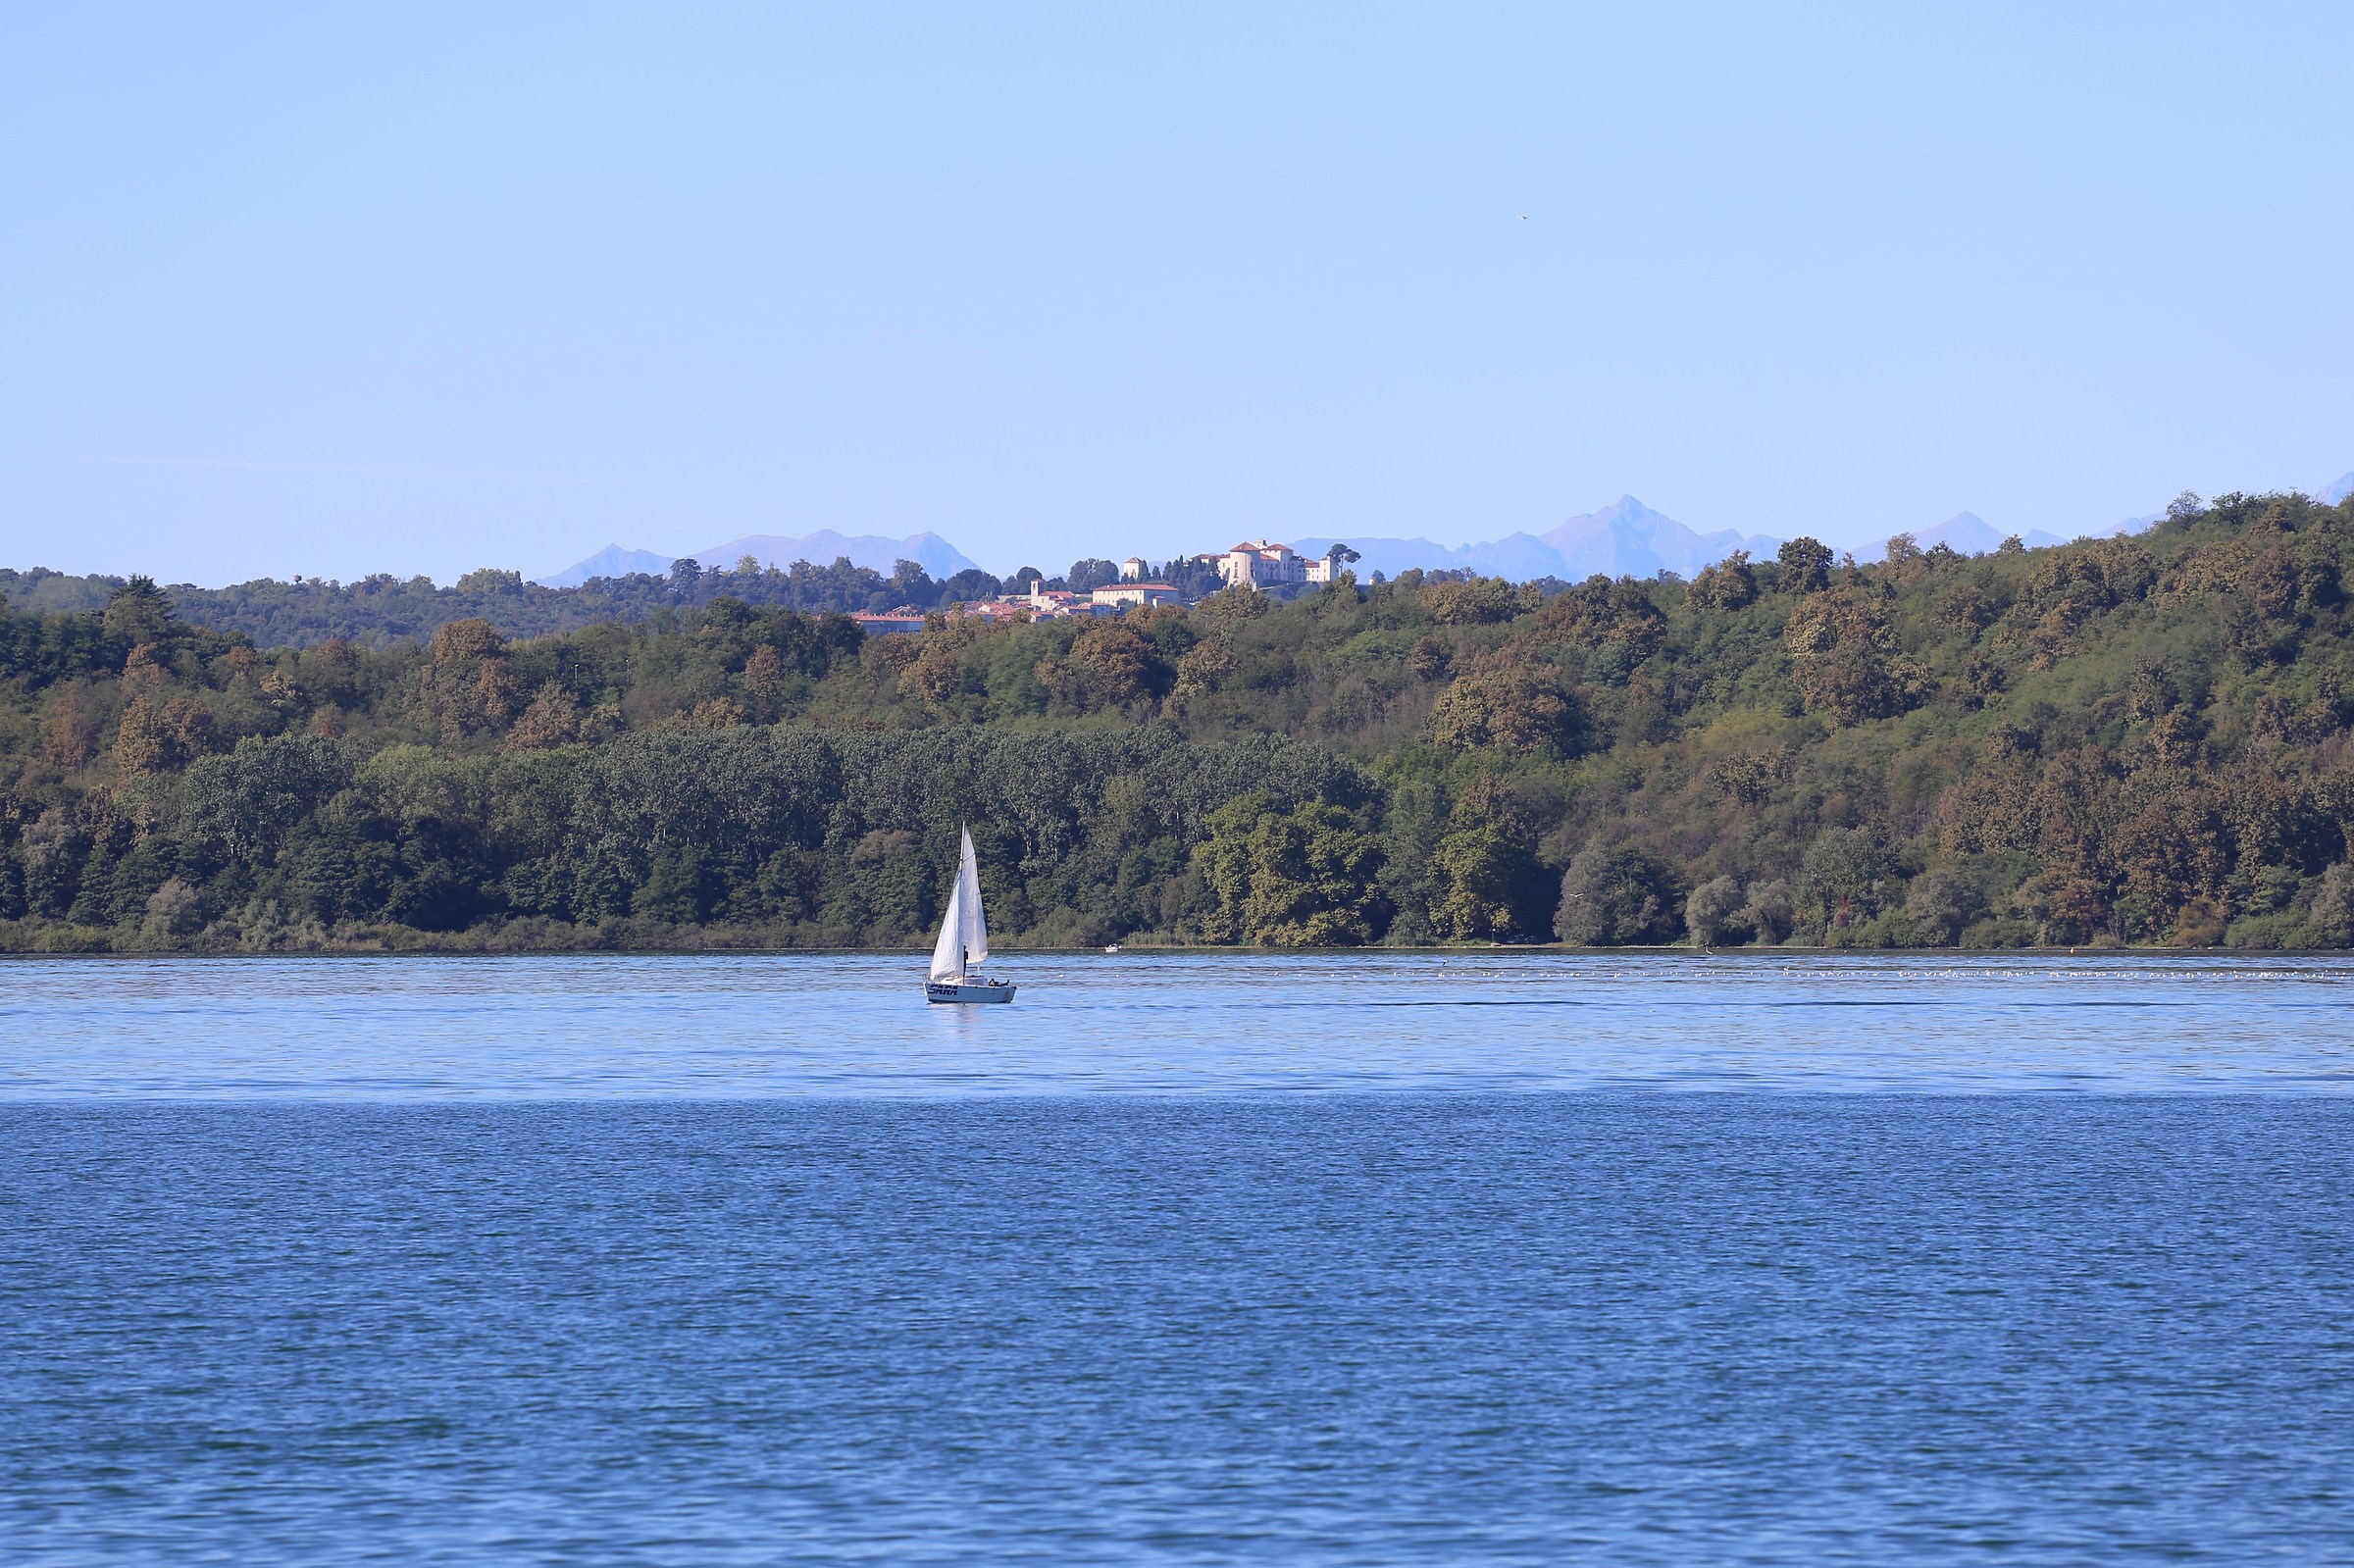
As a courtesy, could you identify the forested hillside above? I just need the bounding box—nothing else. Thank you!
[0,551,1224,648]
[5,490,2352,952]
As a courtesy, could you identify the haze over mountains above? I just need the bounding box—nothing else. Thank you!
[1297,495,1781,583]
[537,531,977,587]
[536,471,2354,591]
[1861,512,2069,561]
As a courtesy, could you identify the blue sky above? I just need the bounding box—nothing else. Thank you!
[2,2,2349,585]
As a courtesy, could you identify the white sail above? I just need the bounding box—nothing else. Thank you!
[929,862,966,982]
[958,827,989,966]
[923,824,1017,1003]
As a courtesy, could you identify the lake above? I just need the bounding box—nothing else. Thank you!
[3,953,2350,1562]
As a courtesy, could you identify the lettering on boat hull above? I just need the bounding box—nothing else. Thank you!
[925,981,1018,1004]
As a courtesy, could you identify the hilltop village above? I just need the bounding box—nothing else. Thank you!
[850,541,1350,633]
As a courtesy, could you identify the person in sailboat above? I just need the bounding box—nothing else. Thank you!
[925,826,1016,1003]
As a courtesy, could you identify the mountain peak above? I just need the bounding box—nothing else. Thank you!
[1538,496,1777,579]
[535,543,674,587]
[1864,512,2067,562]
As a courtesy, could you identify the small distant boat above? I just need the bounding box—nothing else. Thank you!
[925,826,1015,1004]
[1103,942,1121,954]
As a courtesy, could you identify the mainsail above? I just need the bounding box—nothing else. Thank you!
[929,826,988,983]
[929,870,965,981]
[957,828,989,967]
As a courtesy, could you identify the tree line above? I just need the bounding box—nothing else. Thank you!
[4,488,2353,951]
[0,550,1233,651]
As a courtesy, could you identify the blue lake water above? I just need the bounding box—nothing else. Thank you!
[3,954,2351,1562]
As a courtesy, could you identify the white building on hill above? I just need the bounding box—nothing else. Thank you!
[1209,540,1335,591]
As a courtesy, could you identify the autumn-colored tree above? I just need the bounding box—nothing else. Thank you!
[742,643,790,719]
[1171,639,1237,702]
[423,618,496,663]
[1783,588,1929,727]
[1706,749,1786,804]
[1431,665,1578,754]
[412,619,516,740]
[41,684,101,770]
[1422,577,1521,626]
[901,642,968,710]
[1047,624,1173,712]
[1530,578,1665,655]
[111,694,218,775]
[1685,551,1758,612]
[505,683,588,750]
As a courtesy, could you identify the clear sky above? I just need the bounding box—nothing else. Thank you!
[3,2,2349,585]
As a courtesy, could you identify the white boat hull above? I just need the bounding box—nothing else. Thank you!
[925,981,1017,1004]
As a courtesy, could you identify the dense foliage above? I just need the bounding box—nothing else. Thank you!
[6,490,2354,952]
[0,553,1217,649]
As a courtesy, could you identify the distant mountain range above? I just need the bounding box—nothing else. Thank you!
[537,530,979,587]
[1302,491,2205,582]
[1298,495,1782,584]
[537,544,676,584]
[531,471,2354,593]
[1859,512,2069,563]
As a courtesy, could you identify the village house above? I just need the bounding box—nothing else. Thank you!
[1014,582,1115,620]
[949,599,1029,625]
[1091,582,1183,609]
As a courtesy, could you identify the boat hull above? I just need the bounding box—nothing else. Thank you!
[925,981,1017,1004]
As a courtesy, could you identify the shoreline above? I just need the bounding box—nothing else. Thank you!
[4,936,2346,960]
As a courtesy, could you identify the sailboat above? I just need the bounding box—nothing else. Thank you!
[925,826,1015,1003]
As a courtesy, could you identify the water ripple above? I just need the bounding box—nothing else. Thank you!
[1,951,2349,1098]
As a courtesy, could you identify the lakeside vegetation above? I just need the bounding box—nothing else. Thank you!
[5,489,2353,953]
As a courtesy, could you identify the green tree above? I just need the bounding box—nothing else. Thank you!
[637,845,716,922]
[1428,816,1546,941]
[181,734,351,861]
[1776,537,1833,593]
[1902,871,1981,945]
[1684,875,1747,945]
[1797,826,1904,935]
[1066,558,1123,594]
[1556,845,1681,945]
[102,575,177,646]
[1194,795,1387,945]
